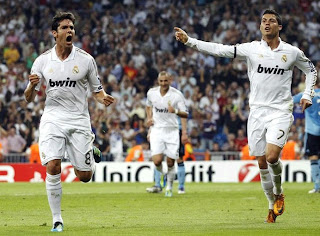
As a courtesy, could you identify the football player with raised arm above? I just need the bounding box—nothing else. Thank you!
[146,71,188,197]
[174,9,317,223]
[24,12,114,232]
[293,83,320,194]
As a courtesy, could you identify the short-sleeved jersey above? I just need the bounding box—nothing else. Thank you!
[146,86,188,128]
[186,38,317,112]
[30,45,103,129]
[293,88,320,136]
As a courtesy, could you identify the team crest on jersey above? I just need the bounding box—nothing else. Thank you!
[72,66,79,74]
[281,55,287,63]
[48,68,54,73]
[258,54,264,58]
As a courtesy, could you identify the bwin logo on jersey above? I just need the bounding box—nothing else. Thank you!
[257,64,284,75]
[155,107,168,113]
[49,78,76,87]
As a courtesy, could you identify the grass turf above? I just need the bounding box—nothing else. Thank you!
[0,182,319,235]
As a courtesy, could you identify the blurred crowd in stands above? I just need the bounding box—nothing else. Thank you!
[0,0,320,162]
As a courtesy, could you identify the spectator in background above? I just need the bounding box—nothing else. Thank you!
[27,139,40,164]
[125,140,149,162]
[183,138,196,161]
[281,135,300,160]
[25,45,38,70]
[241,144,255,160]
[201,112,216,151]
[7,126,26,154]
[107,117,123,162]
[3,43,20,65]
[235,129,248,151]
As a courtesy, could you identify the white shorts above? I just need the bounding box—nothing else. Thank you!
[150,127,179,159]
[247,108,293,156]
[39,121,95,171]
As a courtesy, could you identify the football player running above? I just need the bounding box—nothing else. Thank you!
[24,12,114,232]
[174,9,317,223]
[146,71,188,197]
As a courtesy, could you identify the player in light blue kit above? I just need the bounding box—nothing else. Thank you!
[293,84,320,193]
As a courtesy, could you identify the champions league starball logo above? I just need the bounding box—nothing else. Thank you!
[238,163,261,182]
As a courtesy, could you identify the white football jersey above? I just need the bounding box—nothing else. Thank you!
[30,45,103,129]
[186,37,317,111]
[146,86,188,128]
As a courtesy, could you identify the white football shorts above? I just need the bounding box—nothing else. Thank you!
[39,121,95,171]
[247,107,294,156]
[149,126,179,159]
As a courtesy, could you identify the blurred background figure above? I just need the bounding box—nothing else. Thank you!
[125,140,149,162]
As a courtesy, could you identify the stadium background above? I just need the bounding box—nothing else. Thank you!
[0,0,319,165]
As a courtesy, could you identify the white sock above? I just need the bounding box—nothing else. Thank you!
[260,169,275,209]
[46,173,63,225]
[155,163,164,175]
[267,160,283,195]
[166,166,175,191]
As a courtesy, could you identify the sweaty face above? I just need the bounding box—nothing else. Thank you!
[260,14,282,39]
[52,19,75,48]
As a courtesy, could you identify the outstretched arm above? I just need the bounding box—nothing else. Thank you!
[174,27,189,44]
[174,27,237,58]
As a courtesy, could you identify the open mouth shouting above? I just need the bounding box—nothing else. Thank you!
[66,35,73,44]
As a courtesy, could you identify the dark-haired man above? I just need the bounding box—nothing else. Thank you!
[24,12,114,232]
[174,9,317,223]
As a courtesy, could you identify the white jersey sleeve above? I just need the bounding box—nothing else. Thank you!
[293,49,317,102]
[186,37,236,58]
[30,53,47,91]
[87,56,103,93]
[185,37,316,111]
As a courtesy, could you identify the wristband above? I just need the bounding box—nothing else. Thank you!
[175,109,178,114]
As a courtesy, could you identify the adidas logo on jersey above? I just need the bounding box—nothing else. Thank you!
[257,64,284,75]
[155,107,168,113]
[49,78,76,87]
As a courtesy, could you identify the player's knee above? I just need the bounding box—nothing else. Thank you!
[75,170,92,183]
[46,160,61,175]
[266,154,279,164]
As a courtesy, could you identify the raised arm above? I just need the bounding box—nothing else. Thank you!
[24,74,40,103]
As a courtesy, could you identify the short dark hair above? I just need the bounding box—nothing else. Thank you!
[262,9,282,25]
[51,12,75,31]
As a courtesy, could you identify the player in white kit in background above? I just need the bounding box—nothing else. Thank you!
[24,12,115,232]
[146,71,188,197]
[174,9,317,222]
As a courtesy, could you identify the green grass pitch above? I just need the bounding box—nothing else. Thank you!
[0,182,319,235]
